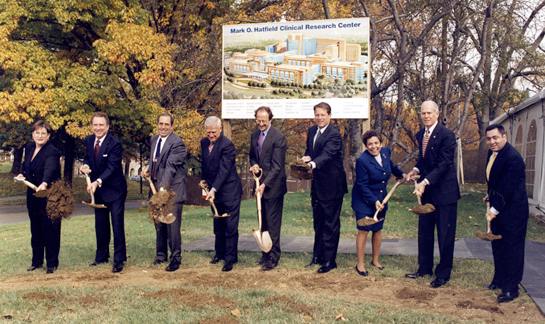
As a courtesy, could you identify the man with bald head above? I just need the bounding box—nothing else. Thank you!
[406,101,460,288]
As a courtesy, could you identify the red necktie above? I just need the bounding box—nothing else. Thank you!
[94,139,100,165]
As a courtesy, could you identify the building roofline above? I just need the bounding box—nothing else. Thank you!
[490,89,545,125]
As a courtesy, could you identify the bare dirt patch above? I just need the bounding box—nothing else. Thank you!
[2,267,543,323]
[24,292,59,301]
[142,287,232,309]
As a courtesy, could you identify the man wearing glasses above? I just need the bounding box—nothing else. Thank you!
[249,107,287,271]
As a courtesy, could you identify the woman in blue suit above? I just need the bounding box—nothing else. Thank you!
[352,130,406,276]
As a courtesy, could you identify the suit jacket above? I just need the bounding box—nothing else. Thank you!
[148,133,187,204]
[83,133,127,203]
[21,141,61,189]
[304,123,348,201]
[249,126,287,199]
[201,134,242,203]
[414,123,460,205]
[352,147,404,215]
[487,142,529,221]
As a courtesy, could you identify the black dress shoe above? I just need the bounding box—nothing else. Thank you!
[305,257,323,268]
[317,262,337,274]
[90,260,108,267]
[222,262,233,272]
[262,259,277,271]
[483,283,501,290]
[405,272,432,279]
[112,261,124,273]
[27,265,42,271]
[46,267,56,274]
[370,261,384,270]
[166,261,180,272]
[497,292,518,303]
[152,259,166,265]
[430,278,449,288]
[210,256,223,264]
[256,258,267,265]
[355,265,368,276]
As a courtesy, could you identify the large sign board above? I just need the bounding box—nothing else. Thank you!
[222,18,370,119]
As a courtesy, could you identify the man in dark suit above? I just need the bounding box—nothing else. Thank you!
[200,116,243,272]
[80,112,127,273]
[483,124,529,302]
[141,113,186,272]
[302,102,348,274]
[249,107,287,271]
[406,100,460,288]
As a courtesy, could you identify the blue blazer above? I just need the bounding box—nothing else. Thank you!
[414,123,460,206]
[352,147,403,216]
[201,134,242,204]
[83,133,127,203]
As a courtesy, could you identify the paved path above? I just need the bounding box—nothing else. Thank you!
[182,235,545,315]
[0,198,146,225]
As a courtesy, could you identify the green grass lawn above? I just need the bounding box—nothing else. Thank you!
[1,181,544,323]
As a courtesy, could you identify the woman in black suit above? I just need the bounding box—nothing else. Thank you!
[16,121,61,274]
[352,130,406,276]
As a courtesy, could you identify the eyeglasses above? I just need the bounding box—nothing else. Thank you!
[255,120,268,125]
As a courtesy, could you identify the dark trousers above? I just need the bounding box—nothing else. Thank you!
[490,214,528,294]
[417,203,457,280]
[260,196,284,263]
[94,193,127,262]
[27,193,61,268]
[155,203,183,263]
[311,192,342,264]
[213,198,241,264]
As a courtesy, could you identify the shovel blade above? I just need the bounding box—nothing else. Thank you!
[82,201,107,209]
[33,189,50,198]
[252,229,272,253]
[157,213,176,224]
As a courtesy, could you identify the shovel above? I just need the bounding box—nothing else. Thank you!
[476,201,502,241]
[145,176,176,224]
[200,185,230,219]
[14,177,50,198]
[81,171,106,209]
[251,168,272,253]
[357,178,404,227]
[409,176,435,215]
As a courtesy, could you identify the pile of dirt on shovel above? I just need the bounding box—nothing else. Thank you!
[148,189,176,223]
[46,180,76,221]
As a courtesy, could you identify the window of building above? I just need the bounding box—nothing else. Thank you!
[514,125,523,155]
[525,119,537,198]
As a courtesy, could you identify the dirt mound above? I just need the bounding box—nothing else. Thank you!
[148,189,176,223]
[46,180,76,221]
[396,287,437,301]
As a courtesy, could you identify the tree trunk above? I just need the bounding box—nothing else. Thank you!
[63,136,75,185]
[348,119,364,183]
[10,146,23,174]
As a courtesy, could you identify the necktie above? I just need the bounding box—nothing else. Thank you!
[313,130,321,149]
[422,129,430,158]
[94,139,100,165]
[208,141,214,154]
[152,138,162,179]
[486,152,497,181]
[257,131,264,157]
[155,138,162,159]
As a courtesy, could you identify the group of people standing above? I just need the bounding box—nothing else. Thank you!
[18,100,528,302]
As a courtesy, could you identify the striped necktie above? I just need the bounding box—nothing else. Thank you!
[422,129,430,157]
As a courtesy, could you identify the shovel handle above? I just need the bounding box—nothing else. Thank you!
[14,177,38,191]
[145,176,157,194]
